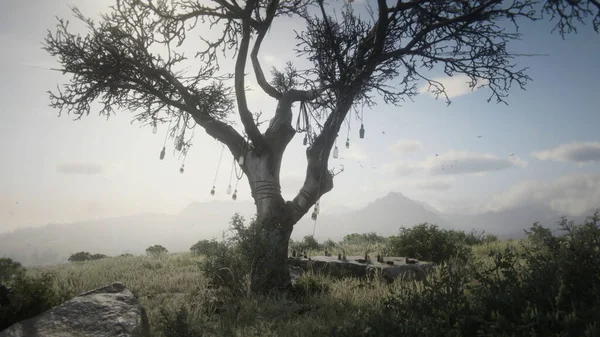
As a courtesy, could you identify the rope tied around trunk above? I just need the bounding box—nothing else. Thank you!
[251,180,282,202]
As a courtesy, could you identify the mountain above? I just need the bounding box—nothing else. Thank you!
[293,192,456,240]
[0,192,591,266]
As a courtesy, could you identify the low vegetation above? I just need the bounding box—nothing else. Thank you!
[1,211,598,336]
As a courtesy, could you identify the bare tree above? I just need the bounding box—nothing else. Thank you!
[44,0,598,294]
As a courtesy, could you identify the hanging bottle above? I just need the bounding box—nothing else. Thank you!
[311,211,317,221]
[303,134,308,146]
[232,189,237,201]
[238,155,244,166]
[159,146,166,160]
[359,124,365,139]
[333,145,339,159]
[176,136,184,151]
[345,138,350,149]
[314,200,320,215]
[179,164,184,174]
[152,122,158,134]
[227,184,232,195]
[210,186,215,196]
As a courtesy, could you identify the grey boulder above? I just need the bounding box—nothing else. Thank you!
[0,282,150,337]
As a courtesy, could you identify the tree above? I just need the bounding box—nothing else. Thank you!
[44,0,598,294]
[68,251,92,262]
[89,253,109,260]
[146,245,169,257]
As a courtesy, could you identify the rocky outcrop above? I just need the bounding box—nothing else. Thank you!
[0,282,150,337]
[288,256,435,283]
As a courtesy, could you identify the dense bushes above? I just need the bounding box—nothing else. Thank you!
[338,211,600,337]
[385,223,473,263]
[0,266,69,331]
[146,245,169,257]
[190,239,222,256]
[67,252,109,262]
[0,258,25,284]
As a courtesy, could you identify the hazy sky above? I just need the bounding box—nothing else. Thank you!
[1,0,599,233]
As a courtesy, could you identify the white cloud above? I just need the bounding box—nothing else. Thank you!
[389,140,423,153]
[482,173,600,216]
[56,161,106,175]
[532,141,600,164]
[418,74,488,99]
[338,143,369,161]
[416,180,452,191]
[382,151,526,176]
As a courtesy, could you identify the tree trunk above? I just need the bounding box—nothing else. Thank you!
[244,150,296,295]
[248,198,295,294]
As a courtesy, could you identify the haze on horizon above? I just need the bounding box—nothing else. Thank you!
[1,0,600,235]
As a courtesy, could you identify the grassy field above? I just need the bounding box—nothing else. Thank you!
[23,239,522,337]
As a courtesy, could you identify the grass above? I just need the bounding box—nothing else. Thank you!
[21,240,519,337]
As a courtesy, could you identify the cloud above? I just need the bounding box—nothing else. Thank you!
[338,143,369,161]
[382,151,527,176]
[389,140,423,153]
[418,74,488,99]
[482,173,600,216]
[416,180,452,191]
[532,141,600,164]
[56,161,105,175]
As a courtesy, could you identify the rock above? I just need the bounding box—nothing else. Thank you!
[0,282,150,337]
[288,256,435,283]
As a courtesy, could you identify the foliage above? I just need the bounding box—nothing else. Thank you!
[0,272,68,331]
[158,305,207,337]
[386,223,472,263]
[119,253,134,258]
[146,245,169,257]
[89,253,108,261]
[290,273,331,300]
[198,214,256,298]
[68,251,92,262]
[0,258,25,285]
[190,239,222,256]
[342,232,386,245]
[339,211,600,337]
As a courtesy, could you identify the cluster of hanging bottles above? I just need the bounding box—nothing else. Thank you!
[154,111,367,211]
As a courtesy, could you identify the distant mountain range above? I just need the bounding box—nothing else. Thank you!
[0,192,588,266]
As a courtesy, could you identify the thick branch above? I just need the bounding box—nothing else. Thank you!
[250,0,283,100]
[234,0,267,148]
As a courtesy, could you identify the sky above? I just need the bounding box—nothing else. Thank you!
[1,0,599,233]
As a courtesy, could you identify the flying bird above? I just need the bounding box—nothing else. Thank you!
[509,153,515,156]
[382,131,386,134]
[477,135,483,138]
[435,153,439,156]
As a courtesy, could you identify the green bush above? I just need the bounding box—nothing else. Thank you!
[190,239,222,256]
[339,211,600,337]
[89,253,108,260]
[342,232,386,245]
[0,258,25,284]
[385,223,472,263]
[146,245,168,257]
[0,272,69,331]
[199,214,256,297]
[68,251,92,262]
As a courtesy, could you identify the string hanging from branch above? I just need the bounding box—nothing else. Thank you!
[227,158,234,195]
[345,117,351,149]
[210,144,225,196]
[359,107,365,139]
[179,127,196,174]
[159,117,173,160]
[232,156,245,201]
[297,101,311,146]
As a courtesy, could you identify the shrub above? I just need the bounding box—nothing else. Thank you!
[119,253,134,258]
[146,245,168,257]
[323,238,337,249]
[198,214,256,297]
[385,223,472,263]
[342,232,386,245]
[89,253,108,260]
[0,258,25,284]
[340,211,600,337]
[190,239,222,256]
[0,272,69,331]
[68,251,92,262]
